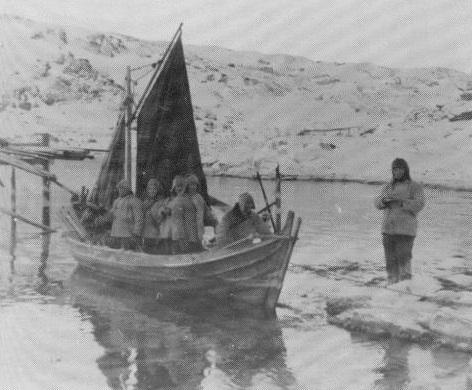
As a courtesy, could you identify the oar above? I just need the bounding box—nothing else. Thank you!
[256,172,276,232]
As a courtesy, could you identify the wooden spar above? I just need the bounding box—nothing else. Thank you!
[0,147,49,161]
[82,147,109,153]
[0,144,94,161]
[10,167,16,256]
[124,65,132,184]
[50,178,77,195]
[0,207,56,233]
[0,148,78,195]
[275,165,282,233]
[256,172,276,232]
[0,151,56,179]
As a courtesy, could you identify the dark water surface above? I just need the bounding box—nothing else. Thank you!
[1,161,472,389]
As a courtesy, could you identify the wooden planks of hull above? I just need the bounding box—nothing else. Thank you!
[64,209,300,311]
[67,234,292,311]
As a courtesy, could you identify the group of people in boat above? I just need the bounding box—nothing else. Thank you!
[77,156,425,284]
[80,173,271,254]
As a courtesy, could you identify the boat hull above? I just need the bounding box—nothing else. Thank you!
[66,234,294,311]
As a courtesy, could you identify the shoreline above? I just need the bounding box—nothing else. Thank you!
[204,171,472,193]
[54,154,472,195]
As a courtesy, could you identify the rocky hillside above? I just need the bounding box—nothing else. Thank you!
[2,14,472,188]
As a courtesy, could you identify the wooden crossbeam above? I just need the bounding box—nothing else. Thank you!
[0,207,56,233]
[0,141,95,161]
[51,178,77,195]
[0,151,56,179]
[0,147,49,161]
[0,150,77,194]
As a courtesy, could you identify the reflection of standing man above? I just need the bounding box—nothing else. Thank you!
[375,158,425,284]
[375,339,411,390]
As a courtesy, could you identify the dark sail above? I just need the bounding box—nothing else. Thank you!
[93,114,125,209]
[136,33,208,202]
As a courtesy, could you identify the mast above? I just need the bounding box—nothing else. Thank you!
[124,65,132,185]
[275,165,282,233]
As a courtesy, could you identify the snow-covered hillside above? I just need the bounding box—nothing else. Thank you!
[2,14,472,188]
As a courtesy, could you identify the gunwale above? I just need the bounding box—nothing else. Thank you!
[65,234,289,268]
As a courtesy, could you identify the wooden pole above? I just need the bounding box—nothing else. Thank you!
[256,172,276,232]
[9,167,16,256]
[41,133,51,261]
[275,165,282,234]
[124,65,132,184]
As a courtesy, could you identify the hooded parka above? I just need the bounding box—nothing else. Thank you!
[375,180,425,236]
[110,180,144,238]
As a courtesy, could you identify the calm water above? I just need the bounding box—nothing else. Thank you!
[1,160,472,389]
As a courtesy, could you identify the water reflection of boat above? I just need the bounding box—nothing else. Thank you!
[67,270,296,390]
[62,25,301,312]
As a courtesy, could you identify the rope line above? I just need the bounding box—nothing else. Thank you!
[131,62,156,72]
[134,66,155,82]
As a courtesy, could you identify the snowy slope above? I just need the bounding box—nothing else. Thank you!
[2,14,472,188]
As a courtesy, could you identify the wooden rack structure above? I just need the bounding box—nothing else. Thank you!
[0,133,95,260]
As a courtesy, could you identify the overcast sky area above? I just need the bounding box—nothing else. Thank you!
[1,0,471,72]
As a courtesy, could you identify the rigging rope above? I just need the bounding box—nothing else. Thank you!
[131,61,157,72]
[134,66,155,82]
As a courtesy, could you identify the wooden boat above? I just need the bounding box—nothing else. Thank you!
[62,25,301,313]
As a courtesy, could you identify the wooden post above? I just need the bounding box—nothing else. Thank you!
[275,165,281,234]
[9,167,16,256]
[256,172,276,232]
[40,133,51,261]
[124,65,132,184]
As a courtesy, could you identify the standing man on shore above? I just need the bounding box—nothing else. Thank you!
[375,158,425,284]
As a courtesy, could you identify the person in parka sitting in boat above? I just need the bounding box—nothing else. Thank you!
[105,179,144,250]
[375,158,425,284]
[216,192,271,248]
[79,187,110,245]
